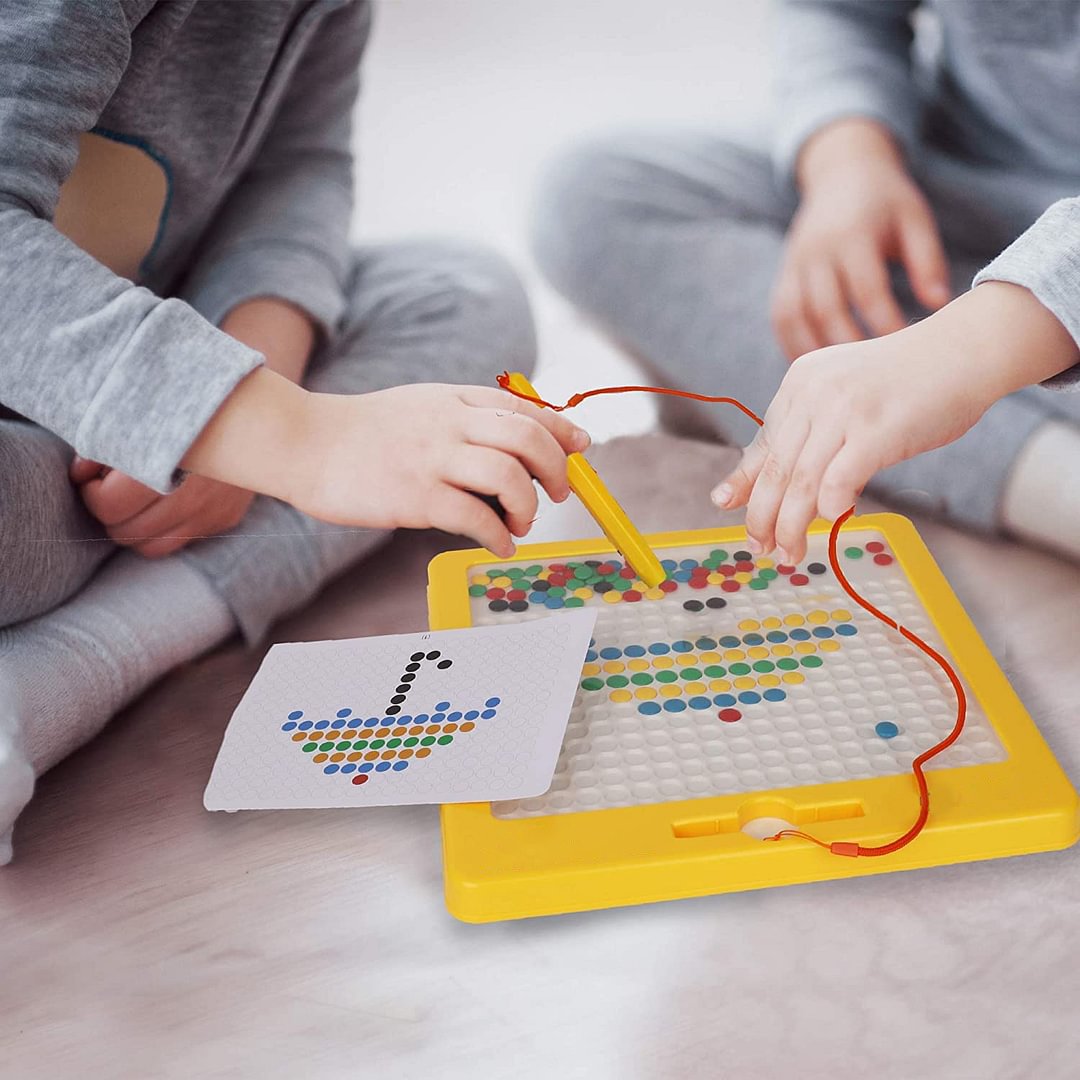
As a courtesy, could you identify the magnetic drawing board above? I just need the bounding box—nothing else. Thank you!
[428,513,1079,922]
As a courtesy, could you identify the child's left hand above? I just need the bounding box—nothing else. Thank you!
[70,457,255,558]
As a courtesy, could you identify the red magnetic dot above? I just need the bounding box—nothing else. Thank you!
[623,590,642,602]
[486,587,505,599]
[735,560,754,572]
[689,578,708,589]
[549,563,568,573]
[351,775,369,785]
[718,564,737,577]
[721,580,741,593]
[548,575,568,587]
[659,580,678,593]
[718,708,742,723]
[506,589,526,601]
[873,553,893,566]
[866,541,885,553]
[597,563,615,576]
[777,564,796,575]
[619,567,636,579]
[790,573,809,586]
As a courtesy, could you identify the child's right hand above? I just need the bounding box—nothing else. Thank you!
[771,118,952,359]
[185,376,590,559]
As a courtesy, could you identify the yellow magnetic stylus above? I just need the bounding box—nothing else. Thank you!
[505,372,666,588]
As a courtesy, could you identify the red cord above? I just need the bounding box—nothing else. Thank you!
[498,372,969,858]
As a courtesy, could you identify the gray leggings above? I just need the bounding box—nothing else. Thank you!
[533,131,1080,532]
[0,238,536,641]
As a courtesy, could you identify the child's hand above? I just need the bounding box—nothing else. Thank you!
[713,283,1080,563]
[70,457,255,558]
[771,119,951,359]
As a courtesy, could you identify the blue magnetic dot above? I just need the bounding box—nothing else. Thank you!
[298,721,314,731]
[812,626,834,638]
[738,691,762,705]
[375,761,392,772]
[530,592,547,604]
[336,708,352,718]
[358,763,374,773]
[435,701,450,711]
[672,640,693,653]
[663,699,687,713]
[714,694,737,707]
[695,637,718,650]
[638,701,662,715]
[398,715,412,725]
[585,649,598,663]
[742,633,764,646]
[609,560,623,570]
[485,697,500,707]
[648,642,671,655]
[876,721,900,739]
[789,628,811,641]
[340,763,357,774]
[287,710,304,721]
[545,597,565,609]
[432,713,446,724]
[447,711,462,722]
[688,696,711,710]
[660,559,677,571]
[679,558,699,570]
[481,709,497,719]
[763,689,786,702]
[465,710,479,721]
[623,645,646,657]
[281,722,297,731]
[673,570,693,582]
[365,717,380,727]
[766,631,788,643]
[719,636,741,649]
[414,714,429,724]
[599,646,622,660]
[836,624,858,636]
[315,720,330,730]
[323,764,340,774]
[392,760,409,771]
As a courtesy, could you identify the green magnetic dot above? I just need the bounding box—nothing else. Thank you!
[606,675,629,688]
[369,738,386,749]
[752,661,775,673]
[574,565,591,580]
[680,667,703,681]
[506,567,524,579]
[486,568,505,577]
[524,564,542,576]
[387,738,402,748]
[468,584,487,597]
[547,585,566,598]
[564,597,585,608]
[801,655,824,668]
[421,735,437,746]
[749,578,769,590]
[704,665,727,678]
[759,568,779,580]
[319,741,334,751]
[844,547,863,559]
[581,677,604,691]
[656,670,678,684]
[777,658,799,670]
[729,662,751,676]
[403,737,419,747]
[336,741,352,750]
[355,739,369,749]
[302,743,318,753]
[615,578,632,592]
[711,549,728,561]
[437,735,454,745]
[631,672,654,686]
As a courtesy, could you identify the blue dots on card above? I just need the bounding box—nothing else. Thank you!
[688,696,711,710]
[738,691,761,705]
[875,721,900,739]
[812,626,834,638]
[789,628,811,641]
[481,709,497,719]
[599,646,622,660]
[585,649,598,663]
[742,633,764,646]
[323,764,340,774]
[663,699,686,713]
[836,624,858,636]
[375,761,391,772]
[766,631,788,644]
[648,642,671,655]
[672,640,693,653]
[436,701,450,711]
[315,720,330,730]
[465,710,479,721]
[392,761,409,771]
[714,694,737,707]
[298,720,314,731]
[341,763,356,774]
[485,697,500,707]
[763,689,786,702]
[623,645,646,658]
[288,710,304,721]
[638,701,662,715]
[336,708,352,718]
[358,763,374,773]
[281,721,297,731]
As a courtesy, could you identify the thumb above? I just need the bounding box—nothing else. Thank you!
[897,202,951,311]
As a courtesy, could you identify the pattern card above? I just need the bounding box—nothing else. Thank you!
[204,609,597,811]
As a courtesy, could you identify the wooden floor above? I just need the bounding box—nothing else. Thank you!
[3,434,1079,1080]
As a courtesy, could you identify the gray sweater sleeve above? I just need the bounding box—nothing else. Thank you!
[0,0,262,492]
[178,2,370,337]
[773,0,921,192]
[972,199,1080,390]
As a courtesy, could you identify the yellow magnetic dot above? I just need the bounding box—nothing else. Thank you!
[707,572,724,585]
[734,676,755,690]
[574,587,593,600]
[331,752,345,763]
[820,639,840,652]
[783,671,805,685]
[327,730,341,739]
[735,572,752,584]
[632,580,645,590]
[653,655,674,669]
[470,574,491,586]
[291,732,307,742]
[376,727,390,738]
[676,654,698,667]
[758,674,781,688]
[645,587,665,600]
[755,557,775,569]
[724,649,745,662]
[771,644,793,657]
[603,660,625,674]
[536,569,550,580]
[313,753,328,763]
[347,752,362,762]
[784,614,806,627]
[492,576,512,588]
[699,651,721,664]
[808,610,829,625]
[796,641,816,654]
[831,609,852,622]
[747,646,769,659]
[684,681,706,695]
[609,689,632,703]
[709,679,732,693]
[739,619,760,631]
[635,686,657,700]
[603,591,621,604]
[660,684,683,698]
[762,616,782,630]
[628,658,650,671]
[582,663,601,677]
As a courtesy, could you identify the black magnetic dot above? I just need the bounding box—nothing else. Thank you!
[683,600,704,612]
[531,579,551,592]
[405,662,421,673]
[733,550,752,561]
[410,652,425,662]
[400,672,416,683]
[395,684,411,695]
[585,560,601,568]
[488,599,509,612]
[386,705,401,715]
[594,582,613,593]
[437,659,453,669]
[807,562,827,575]
[706,597,727,609]
[426,650,441,660]
[390,694,406,705]
[508,600,528,613]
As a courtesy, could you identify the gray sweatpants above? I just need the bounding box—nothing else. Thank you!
[533,131,1080,533]
[0,239,536,642]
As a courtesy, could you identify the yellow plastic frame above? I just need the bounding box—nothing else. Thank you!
[428,513,1079,923]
